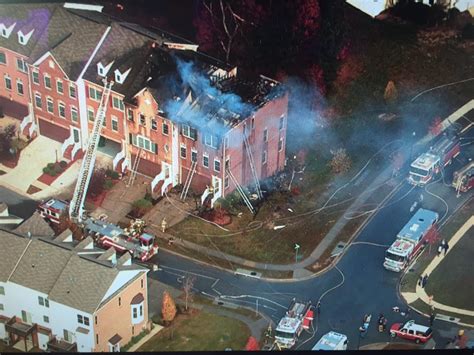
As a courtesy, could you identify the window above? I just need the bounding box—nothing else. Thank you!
[44,298,49,308]
[162,121,169,135]
[96,334,99,345]
[44,75,51,89]
[43,315,49,323]
[88,86,102,101]
[49,60,54,69]
[204,134,218,149]
[279,115,285,130]
[133,308,137,319]
[112,117,118,132]
[32,71,39,85]
[262,150,267,164]
[0,286,4,295]
[263,128,268,142]
[225,157,230,170]
[251,117,255,130]
[182,124,190,137]
[84,317,90,326]
[118,297,121,306]
[16,79,24,95]
[131,134,157,153]
[203,154,209,168]
[139,305,143,316]
[191,150,197,162]
[131,302,144,324]
[77,314,83,324]
[69,84,76,99]
[278,138,284,152]
[56,80,63,94]
[127,109,134,122]
[151,119,157,130]
[71,107,78,122]
[64,330,73,343]
[47,98,54,113]
[95,316,98,325]
[35,93,42,109]
[112,96,124,110]
[4,75,12,90]
[139,114,146,126]
[0,51,5,64]
[0,304,3,311]
[87,107,94,121]
[58,102,65,118]
[224,175,229,188]
[214,159,221,172]
[180,145,187,159]
[141,279,144,288]
[16,58,27,73]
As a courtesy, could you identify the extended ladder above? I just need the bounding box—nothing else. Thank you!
[226,168,255,214]
[180,160,197,200]
[243,131,263,199]
[127,149,143,188]
[69,80,113,222]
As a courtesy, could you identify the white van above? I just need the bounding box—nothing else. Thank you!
[312,331,348,351]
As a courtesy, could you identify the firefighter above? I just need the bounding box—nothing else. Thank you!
[161,217,167,233]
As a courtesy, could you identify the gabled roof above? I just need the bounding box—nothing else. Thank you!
[14,211,55,237]
[0,230,31,282]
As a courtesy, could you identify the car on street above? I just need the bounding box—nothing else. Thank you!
[390,320,433,343]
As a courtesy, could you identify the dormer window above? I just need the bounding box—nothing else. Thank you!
[97,61,113,77]
[114,68,131,84]
[0,23,16,39]
[18,29,34,45]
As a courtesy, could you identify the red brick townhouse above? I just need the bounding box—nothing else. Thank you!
[0,2,288,207]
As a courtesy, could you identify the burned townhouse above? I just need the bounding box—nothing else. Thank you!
[0,2,288,208]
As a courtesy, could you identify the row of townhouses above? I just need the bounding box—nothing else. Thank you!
[0,2,288,205]
[0,217,149,352]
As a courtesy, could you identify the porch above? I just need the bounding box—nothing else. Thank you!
[5,316,37,352]
[47,338,77,352]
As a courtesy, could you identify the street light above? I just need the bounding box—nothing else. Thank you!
[294,243,300,263]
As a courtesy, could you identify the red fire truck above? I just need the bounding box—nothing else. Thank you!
[37,199,69,224]
[452,161,474,194]
[408,135,460,186]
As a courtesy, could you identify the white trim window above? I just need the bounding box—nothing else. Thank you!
[71,106,78,122]
[262,150,267,165]
[139,114,146,126]
[32,70,39,85]
[56,79,64,94]
[162,121,169,135]
[112,96,124,111]
[224,174,229,188]
[16,57,27,73]
[131,303,144,325]
[263,128,268,143]
[181,124,197,140]
[191,149,198,162]
[278,137,284,152]
[214,159,221,172]
[34,93,42,109]
[69,84,76,99]
[58,102,66,118]
[204,133,218,149]
[38,296,49,308]
[151,119,157,131]
[16,79,24,95]
[180,144,187,159]
[130,134,157,153]
[127,108,134,122]
[111,116,119,132]
[203,153,209,168]
[87,107,95,121]
[4,74,12,90]
[0,286,4,295]
[77,314,90,326]
[0,51,6,64]
[88,86,102,101]
[279,115,285,130]
[46,97,54,114]
[44,74,51,89]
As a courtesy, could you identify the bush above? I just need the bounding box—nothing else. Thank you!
[103,179,114,190]
[121,328,150,352]
[105,168,119,180]
[132,198,153,216]
[88,168,107,197]
[43,167,57,176]
[53,164,63,174]
[47,163,55,170]
[59,160,68,169]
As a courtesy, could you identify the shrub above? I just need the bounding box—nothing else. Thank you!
[43,167,57,176]
[103,179,114,190]
[59,160,68,169]
[53,164,63,174]
[132,198,153,216]
[47,163,55,170]
[105,168,119,180]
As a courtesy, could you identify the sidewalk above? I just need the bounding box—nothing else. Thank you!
[153,161,402,277]
[402,215,474,316]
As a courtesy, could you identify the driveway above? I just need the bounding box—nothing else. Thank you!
[0,136,62,193]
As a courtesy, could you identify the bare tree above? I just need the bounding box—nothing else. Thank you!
[202,0,250,62]
[183,275,196,312]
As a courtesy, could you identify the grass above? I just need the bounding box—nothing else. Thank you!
[410,298,474,326]
[138,310,251,351]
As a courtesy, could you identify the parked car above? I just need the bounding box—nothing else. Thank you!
[390,320,433,344]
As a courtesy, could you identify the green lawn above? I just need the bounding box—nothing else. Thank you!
[139,311,251,352]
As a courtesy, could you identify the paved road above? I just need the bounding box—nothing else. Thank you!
[0,186,37,219]
[150,148,474,350]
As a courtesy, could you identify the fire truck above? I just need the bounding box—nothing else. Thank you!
[274,299,314,349]
[37,199,69,224]
[383,208,439,272]
[408,135,460,186]
[452,161,474,194]
[83,218,158,262]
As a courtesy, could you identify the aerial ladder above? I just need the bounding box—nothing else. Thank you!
[69,79,114,222]
[243,131,263,199]
[226,167,255,214]
[180,160,197,200]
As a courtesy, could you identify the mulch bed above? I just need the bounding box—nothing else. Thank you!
[26,185,42,195]
[0,153,21,169]
[37,161,74,186]
[86,190,108,208]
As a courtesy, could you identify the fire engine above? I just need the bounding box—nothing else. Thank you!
[83,217,158,262]
[274,299,314,349]
[452,161,474,194]
[383,208,438,272]
[408,135,460,186]
[37,199,69,224]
